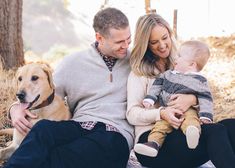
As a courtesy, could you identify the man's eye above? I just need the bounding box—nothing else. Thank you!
[31,76,39,81]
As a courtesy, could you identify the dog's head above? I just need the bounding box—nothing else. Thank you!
[16,62,54,109]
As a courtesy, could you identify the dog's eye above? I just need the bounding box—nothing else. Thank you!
[31,75,39,81]
[18,76,22,82]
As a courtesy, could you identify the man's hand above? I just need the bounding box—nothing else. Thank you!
[160,107,184,129]
[10,103,38,135]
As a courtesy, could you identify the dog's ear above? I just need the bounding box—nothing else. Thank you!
[40,63,55,89]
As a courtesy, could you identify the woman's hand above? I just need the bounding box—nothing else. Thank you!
[167,94,197,112]
[160,107,184,129]
[10,104,38,135]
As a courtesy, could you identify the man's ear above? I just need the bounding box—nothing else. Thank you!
[95,32,104,45]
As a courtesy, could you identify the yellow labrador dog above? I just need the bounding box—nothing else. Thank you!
[0,62,71,160]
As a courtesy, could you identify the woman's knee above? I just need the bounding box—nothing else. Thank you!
[202,123,226,137]
[219,118,235,128]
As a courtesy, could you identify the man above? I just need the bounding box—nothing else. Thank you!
[5,7,133,168]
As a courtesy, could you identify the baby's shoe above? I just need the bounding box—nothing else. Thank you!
[134,141,159,157]
[186,125,200,149]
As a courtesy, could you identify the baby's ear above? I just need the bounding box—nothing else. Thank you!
[191,62,197,68]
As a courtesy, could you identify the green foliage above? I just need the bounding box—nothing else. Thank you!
[42,44,77,62]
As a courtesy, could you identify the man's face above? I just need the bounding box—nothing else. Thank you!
[97,26,131,59]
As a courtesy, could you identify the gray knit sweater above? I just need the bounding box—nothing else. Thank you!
[145,70,213,120]
[53,44,134,148]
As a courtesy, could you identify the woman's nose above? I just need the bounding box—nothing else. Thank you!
[159,41,165,49]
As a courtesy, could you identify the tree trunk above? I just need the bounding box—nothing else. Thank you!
[0,0,24,70]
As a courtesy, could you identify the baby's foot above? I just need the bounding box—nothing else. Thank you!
[186,125,200,149]
[134,141,159,157]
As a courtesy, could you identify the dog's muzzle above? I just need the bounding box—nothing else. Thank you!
[27,95,40,109]
[16,90,40,109]
[16,90,26,102]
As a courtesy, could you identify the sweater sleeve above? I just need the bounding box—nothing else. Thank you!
[197,80,214,121]
[126,72,161,126]
[53,58,68,99]
[145,73,164,104]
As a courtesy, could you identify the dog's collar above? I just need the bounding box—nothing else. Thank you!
[29,90,55,110]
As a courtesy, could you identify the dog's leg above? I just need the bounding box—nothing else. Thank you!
[0,142,19,160]
[0,128,14,135]
[0,129,24,160]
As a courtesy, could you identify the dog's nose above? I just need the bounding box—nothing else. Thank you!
[16,91,26,101]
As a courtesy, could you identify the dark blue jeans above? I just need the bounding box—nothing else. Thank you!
[4,120,129,168]
[136,119,235,168]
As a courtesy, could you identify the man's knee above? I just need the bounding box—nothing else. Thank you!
[31,119,53,133]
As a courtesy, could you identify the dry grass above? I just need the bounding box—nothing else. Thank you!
[0,61,17,149]
[203,35,235,121]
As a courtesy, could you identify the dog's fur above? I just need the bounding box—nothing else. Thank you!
[0,62,71,160]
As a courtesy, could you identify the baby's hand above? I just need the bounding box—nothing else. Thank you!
[200,118,212,124]
[142,101,152,108]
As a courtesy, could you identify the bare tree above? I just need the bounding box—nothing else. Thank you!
[0,0,24,70]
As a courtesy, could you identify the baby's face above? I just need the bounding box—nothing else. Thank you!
[174,46,195,73]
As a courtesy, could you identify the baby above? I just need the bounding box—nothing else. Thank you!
[134,40,213,157]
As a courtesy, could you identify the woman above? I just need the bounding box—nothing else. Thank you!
[127,13,235,168]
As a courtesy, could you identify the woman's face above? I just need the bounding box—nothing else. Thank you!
[148,25,172,59]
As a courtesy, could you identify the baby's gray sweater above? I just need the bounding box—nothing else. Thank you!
[145,70,213,120]
[53,44,134,148]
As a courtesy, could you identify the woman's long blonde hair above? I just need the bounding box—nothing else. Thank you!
[130,13,177,78]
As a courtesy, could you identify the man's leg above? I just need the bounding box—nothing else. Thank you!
[40,122,130,168]
[4,119,87,168]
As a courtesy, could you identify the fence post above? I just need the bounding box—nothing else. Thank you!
[173,9,178,39]
[145,0,156,14]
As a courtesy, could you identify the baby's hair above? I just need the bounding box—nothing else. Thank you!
[181,40,210,71]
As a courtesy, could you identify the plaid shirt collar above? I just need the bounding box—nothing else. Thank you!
[94,41,117,72]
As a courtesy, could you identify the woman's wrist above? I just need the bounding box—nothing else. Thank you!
[159,106,166,120]
[191,95,198,106]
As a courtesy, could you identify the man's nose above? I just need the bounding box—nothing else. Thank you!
[122,40,130,49]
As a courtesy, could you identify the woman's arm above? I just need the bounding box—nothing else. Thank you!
[126,72,161,126]
[160,106,184,129]
[167,94,197,112]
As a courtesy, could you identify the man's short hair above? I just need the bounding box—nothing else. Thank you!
[93,7,129,37]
